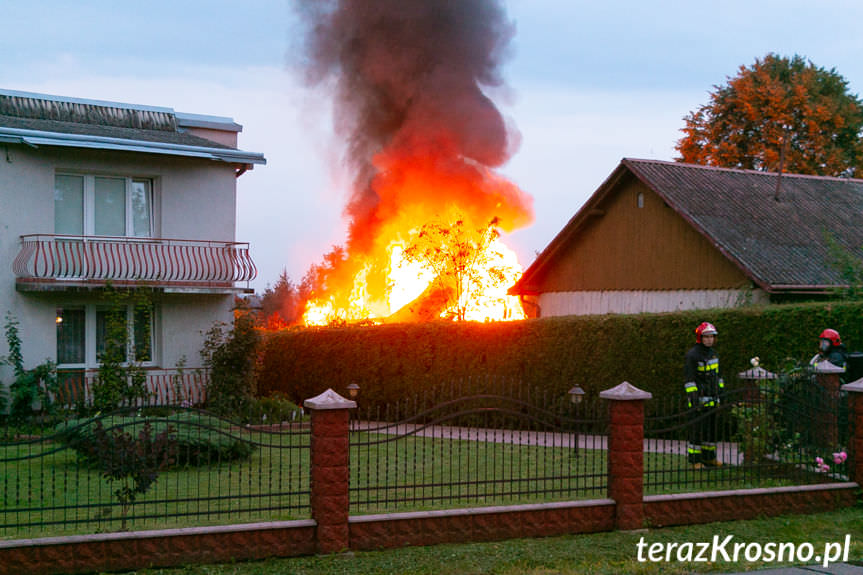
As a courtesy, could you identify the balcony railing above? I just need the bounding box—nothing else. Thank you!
[14,234,256,290]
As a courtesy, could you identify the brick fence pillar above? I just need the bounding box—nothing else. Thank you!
[600,381,652,531]
[840,378,863,484]
[815,361,845,448]
[305,388,356,554]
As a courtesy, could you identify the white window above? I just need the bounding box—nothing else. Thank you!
[55,174,153,237]
[56,304,156,368]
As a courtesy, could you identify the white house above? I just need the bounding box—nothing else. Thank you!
[0,88,265,402]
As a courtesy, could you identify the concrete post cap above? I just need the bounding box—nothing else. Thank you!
[814,360,845,374]
[840,378,863,393]
[599,381,652,401]
[304,388,357,410]
[737,366,777,380]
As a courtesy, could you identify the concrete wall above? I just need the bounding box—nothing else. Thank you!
[0,144,237,379]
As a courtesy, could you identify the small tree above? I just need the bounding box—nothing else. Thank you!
[3,312,58,420]
[92,287,152,413]
[200,312,260,416]
[78,420,176,530]
[402,216,507,321]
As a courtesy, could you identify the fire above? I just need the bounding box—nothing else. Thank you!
[293,0,532,326]
[302,211,526,326]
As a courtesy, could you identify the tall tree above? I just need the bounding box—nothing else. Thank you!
[258,270,310,328]
[676,54,863,177]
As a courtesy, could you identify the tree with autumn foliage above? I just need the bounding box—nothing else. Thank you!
[676,53,863,177]
[401,216,508,322]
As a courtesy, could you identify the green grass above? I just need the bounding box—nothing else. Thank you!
[0,427,312,538]
[98,504,863,575]
[0,427,840,539]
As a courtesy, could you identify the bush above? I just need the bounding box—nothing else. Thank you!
[55,411,255,466]
[200,313,260,416]
[257,301,863,411]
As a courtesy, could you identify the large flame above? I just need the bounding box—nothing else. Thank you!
[293,0,531,326]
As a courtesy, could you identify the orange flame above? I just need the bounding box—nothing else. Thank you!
[302,157,531,326]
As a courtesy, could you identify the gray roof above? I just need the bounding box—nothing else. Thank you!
[513,158,863,294]
[0,89,265,165]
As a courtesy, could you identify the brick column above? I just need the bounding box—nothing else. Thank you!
[600,381,652,531]
[840,379,863,484]
[815,361,845,448]
[305,388,356,554]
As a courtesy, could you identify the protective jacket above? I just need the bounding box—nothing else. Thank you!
[684,343,724,408]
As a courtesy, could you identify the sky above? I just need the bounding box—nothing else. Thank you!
[2,0,863,293]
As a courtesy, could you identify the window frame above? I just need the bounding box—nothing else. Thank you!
[54,173,155,238]
[56,303,158,369]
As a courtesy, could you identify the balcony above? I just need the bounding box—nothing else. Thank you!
[14,234,257,293]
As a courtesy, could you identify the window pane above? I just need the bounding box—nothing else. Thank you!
[131,180,152,237]
[133,304,153,362]
[55,175,84,235]
[94,177,125,236]
[57,307,85,364]
[96,307,128,362]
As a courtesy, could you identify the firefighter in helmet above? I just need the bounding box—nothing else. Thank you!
[810,328,848,371]
[684,322,725,467]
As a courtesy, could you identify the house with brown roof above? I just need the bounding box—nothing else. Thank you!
[509,158,863,318]
[0,88,265,402]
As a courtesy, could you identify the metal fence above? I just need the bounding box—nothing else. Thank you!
[0,367,855,540]
[0,405,310,539]
[349,380,610,514]
[644,367,851,494]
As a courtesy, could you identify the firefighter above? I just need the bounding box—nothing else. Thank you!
[809,328,848,371]
[684,322,725,467]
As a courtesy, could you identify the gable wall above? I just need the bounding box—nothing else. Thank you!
[536,177,751,291]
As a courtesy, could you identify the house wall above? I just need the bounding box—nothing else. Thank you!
[0,144,236,380]
[538,288,770,317]
[525,176,760,317]
[536,177,751,292]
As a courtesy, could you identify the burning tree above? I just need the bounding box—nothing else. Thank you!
[292,0,533,327]
[400,216,511,322]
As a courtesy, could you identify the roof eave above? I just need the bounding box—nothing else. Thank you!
[509,161,633,295]
[0,126,266,165]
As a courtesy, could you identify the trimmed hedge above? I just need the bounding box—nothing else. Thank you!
[258,301,863,409]
[55,411,255,466]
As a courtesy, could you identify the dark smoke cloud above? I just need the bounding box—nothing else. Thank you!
[293,0,523,253]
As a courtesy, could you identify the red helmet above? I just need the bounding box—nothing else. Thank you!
[695,322,718,343]
[819,328,841,346]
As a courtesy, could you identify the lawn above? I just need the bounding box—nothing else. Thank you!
[96,504,863,575]
[0,423,840,539]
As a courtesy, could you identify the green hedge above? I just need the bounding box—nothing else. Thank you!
[55,411,255,466]
[258,301,863,409]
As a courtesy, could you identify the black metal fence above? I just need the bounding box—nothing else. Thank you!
[0,367,855,540]
[349,379,610,514]
[0,404,310,539]
[644,367,851,494]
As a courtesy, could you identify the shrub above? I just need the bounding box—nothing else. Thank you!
[3,312,58,420]
[76,419,176,530]
[257,301,863,411]
[200,313,260,416]
[56,411,255,467]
